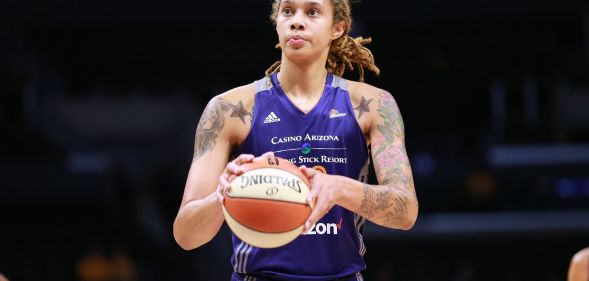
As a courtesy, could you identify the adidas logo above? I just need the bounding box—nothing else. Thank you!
[263,112,281,124]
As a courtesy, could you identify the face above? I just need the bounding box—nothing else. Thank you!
[275,0,344,62]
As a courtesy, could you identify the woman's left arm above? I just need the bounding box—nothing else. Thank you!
[302,90,418,231]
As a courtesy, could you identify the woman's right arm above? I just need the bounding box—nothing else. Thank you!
[173,94,251,250]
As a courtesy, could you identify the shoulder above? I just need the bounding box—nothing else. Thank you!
[345,79,400,115]
[199,82,257,144]
[345,80,388,106]
[202,82,256,122]
[210,82,257,110]
[344,79,401,133]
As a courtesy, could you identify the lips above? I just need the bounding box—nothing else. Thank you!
[288,35,306,41]
[287,35,307,47]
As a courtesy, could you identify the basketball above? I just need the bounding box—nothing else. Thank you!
[222,155,313,248]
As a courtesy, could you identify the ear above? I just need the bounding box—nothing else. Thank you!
[331,21,346,40]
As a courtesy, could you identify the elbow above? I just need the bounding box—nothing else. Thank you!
[173,215,216,251]
[399,214,417,230]
[173,219,200,251]
[175,237,196,251]
[400,200,419,230]
[176,241,195,251]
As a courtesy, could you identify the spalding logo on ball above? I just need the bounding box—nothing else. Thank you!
[222,155,313,248]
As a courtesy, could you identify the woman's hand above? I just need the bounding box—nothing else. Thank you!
[215,151,276,203]
[215,154,254,203]
[299,166,344,233]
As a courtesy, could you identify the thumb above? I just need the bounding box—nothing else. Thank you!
[300,166,317,179]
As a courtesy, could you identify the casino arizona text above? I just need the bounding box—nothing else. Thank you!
[271,134,340,145]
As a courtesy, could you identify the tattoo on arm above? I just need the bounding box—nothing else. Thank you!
[354,96,373,119]
[193,98,251,160]
[373,91,404,155]
[359,184,409,226]
[230,100,250,124]
[358,91,416,227]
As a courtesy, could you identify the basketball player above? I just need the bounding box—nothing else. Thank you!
[173,0,419,280]
[568,247,589,281]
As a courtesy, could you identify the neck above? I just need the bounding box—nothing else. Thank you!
[277,53,329,99]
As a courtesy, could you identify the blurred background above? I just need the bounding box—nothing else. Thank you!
[1,0,589,280]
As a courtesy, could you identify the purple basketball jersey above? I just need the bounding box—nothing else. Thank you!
[232,73,369,281]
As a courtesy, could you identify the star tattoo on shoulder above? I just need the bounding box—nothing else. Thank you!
[354,96,373,118]
[229,100,249,124]
[193,98,251,160]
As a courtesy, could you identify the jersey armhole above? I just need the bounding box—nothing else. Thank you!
[250,76,272,124]
[235,77,269,154]
[339,78,370,149]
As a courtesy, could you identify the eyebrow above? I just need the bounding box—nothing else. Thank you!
[281,0,323,7]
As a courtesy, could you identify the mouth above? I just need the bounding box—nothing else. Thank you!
[287,35,307,47]
[288,35,306,41]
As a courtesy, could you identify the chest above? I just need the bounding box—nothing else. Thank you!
[242,93,367,164]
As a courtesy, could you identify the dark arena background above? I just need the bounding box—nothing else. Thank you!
[1,0,589,280]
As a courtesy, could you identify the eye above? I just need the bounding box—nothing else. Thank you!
[307,8,320,16]
[281,7,293,16]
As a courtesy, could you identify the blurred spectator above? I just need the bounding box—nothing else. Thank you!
[76,247,112,281]
[111,249,137,281]
[465,170,497,210]
[76,247,137,281]
[0,273,9,281]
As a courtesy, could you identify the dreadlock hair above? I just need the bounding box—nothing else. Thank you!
[266,0,380,82]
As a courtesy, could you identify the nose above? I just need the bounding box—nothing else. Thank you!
[290,11,305,31]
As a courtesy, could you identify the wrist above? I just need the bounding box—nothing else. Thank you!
[334,175,363,211]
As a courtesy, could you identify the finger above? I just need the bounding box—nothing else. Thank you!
[304,202,329,233]
[300,167,317,179]
[299,165,308,174]
[219,175,231,191]
[217,172,232,199]
[228,154,254,174]
[219,169,230,191]
[306,185,320,205]
[216,184,225,203]
[299,165,311,178]
[217,191,224,203]
[234,154,255,165]
[218,171,234,203]
[226,162,244,175]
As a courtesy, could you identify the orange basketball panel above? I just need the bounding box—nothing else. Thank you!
[224,197,311,233]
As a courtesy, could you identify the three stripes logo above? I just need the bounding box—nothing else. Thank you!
[263,112,281,124]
